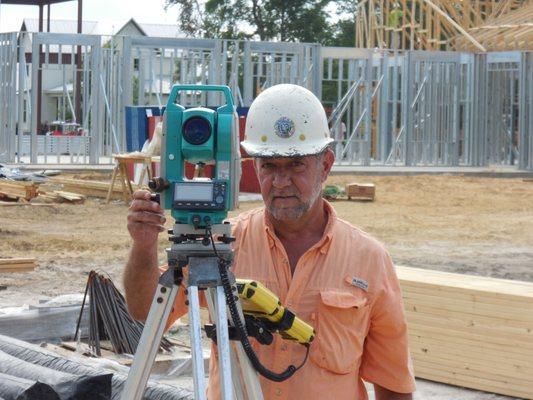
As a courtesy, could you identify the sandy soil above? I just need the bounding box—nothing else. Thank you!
[1,172,531,399]
[1,173,532,307]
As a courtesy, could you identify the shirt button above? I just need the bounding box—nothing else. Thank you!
[281,344,288,351]
[275,388,282,396]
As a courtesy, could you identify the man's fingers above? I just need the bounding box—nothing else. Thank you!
[128,210,166,225]
[132,189,152,201]
[129,198,163,214]
[129,221,166,232]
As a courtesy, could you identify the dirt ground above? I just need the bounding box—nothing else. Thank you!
[1,173,532,307]
[1,172,532,399]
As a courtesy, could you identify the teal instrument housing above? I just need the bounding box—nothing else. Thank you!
[161,84,239,227]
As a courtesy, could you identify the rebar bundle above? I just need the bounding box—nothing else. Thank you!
[76,271,172,357]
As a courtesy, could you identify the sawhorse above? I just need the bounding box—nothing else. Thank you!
[106,154,153,203]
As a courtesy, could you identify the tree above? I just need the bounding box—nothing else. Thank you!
[326,18,356,47]
[165,0,336,43]
[327,0,357,47]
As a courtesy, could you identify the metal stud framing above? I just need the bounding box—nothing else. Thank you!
[0,32,531,170]
[0,33,17,164]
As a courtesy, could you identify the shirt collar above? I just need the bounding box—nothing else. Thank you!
[262,201,336,253]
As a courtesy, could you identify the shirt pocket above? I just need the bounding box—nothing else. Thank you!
[310,290,370,374]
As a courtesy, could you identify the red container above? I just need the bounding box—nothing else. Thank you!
[239,158,260,193]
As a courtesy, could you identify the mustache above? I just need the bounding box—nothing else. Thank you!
[269,191,301,199]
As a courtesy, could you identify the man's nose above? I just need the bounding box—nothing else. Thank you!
[272,171,291,188]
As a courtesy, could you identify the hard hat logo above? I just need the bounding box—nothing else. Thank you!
[274,117,295,139]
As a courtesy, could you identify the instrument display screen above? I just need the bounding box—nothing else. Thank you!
[173,183,213,202]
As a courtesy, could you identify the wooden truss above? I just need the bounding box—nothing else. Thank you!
[355,0,533,51]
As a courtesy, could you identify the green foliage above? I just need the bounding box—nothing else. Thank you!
[164,0,356,45]
[322,184,345,200]
[326,18,355,47]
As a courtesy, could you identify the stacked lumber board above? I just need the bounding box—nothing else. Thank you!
[345,182,375,201]
[0,180,38,201]
[397,266,533,399]
[48,177,124,200]
[38,190,85,204]
[0,258,37,273]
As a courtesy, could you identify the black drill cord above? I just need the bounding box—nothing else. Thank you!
[206,227,308,382]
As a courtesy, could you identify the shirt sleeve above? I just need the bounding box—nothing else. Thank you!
[359,251,416,393]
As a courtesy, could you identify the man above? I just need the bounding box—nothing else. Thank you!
[124,84,415,399]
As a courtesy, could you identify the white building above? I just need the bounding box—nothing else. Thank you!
[18,18,181,132]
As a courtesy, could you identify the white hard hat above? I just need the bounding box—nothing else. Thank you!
[241,84,334,157]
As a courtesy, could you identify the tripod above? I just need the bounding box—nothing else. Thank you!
[121,223,263,400]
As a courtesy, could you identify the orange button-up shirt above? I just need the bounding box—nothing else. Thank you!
[166,202,416,399]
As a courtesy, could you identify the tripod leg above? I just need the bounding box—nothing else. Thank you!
[205,289,245,400]
[121,268,180,400]
[229,303,264,400]
[214,286,235,400]
[187,285,207,400]
[206,286,264,400]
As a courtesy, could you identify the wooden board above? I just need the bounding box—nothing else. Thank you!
[0,258,37,265]
[0,258,37,273]
[398,265,533,298]
[0,180,38,201]
[355,1,532,52]
[0,265,36,273]
[0,201,56,207]
[398,265,533,399]
[48,177,124,200]
[345,183,375,201]
[60,341,179,366]
[38,190,85,204]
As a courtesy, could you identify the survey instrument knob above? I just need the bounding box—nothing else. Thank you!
[148,177,169,192]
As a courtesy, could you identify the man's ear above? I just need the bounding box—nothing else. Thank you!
[321,148,335,181]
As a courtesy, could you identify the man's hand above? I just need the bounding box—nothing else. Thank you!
[127,189,166,248]
[124,189,166,321]
[374,384,413,400]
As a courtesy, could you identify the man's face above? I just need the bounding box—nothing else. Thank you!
[254,151,332,221]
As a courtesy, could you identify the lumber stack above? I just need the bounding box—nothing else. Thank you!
[345,183,375,201]
[0,180,38,201]
[355,0,531,51]
[48,177,124,200]
[38,190,85,204]
[397,266,533,399]
[0,258,37,273]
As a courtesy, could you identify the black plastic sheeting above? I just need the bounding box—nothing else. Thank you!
[0,373,61,400]
[0,335,193,400]
[0,371,111,400]
[0,350,112,399]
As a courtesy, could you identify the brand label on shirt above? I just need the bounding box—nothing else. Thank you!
[350,277,369,292]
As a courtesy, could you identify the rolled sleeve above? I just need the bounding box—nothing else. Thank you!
[360,252,416,393]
